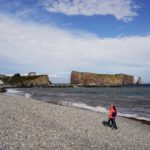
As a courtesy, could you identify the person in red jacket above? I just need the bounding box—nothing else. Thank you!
[107,105,117,129]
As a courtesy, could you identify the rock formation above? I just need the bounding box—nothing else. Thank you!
[136,77,142,84]
[71,71,134,86]
[1,74,51,87]
[0,75,9,84]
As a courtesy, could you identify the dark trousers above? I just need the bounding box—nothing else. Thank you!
[108,118,117,129]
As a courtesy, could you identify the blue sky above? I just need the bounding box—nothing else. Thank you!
[0,0,150,83]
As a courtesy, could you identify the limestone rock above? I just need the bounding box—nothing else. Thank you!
[71,71,134,86]
[136,77,142,84]
[4,75,51,87]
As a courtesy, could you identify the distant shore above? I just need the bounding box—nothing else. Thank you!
[1,83,150,90]
[0,94,150,150]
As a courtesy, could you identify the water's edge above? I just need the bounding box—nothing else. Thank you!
[5,88,150,125]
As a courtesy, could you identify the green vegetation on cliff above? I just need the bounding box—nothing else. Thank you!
[0,74,50,87]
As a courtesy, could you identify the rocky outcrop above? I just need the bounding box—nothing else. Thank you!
[0,75,9,84]
[71,71,134,86]
[3,75,51,87]
[136,77,142,84]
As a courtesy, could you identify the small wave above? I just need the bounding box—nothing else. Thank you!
[118,113,138,118]
[59,101,150,122]
[5,89,31,99]
[59,93,86,97]
[25,93,31,99]
[6,89,23,94]
[5,89,24,96]
[135,117,150,122]
[118,113,150,122]
[59,101,108,114]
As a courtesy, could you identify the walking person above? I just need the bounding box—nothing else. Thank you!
[108,105,117,129]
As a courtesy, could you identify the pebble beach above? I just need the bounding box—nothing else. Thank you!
[0,94,150,150]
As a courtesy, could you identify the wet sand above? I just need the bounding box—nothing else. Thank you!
[0,94,150,150]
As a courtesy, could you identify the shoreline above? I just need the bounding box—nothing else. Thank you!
[0,93,150,149]
[46,100,150,126]
[4,88,150,125]
[1,83,150,90]
[123,116,150,125]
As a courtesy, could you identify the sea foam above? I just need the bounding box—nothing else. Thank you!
[60,101,108,113]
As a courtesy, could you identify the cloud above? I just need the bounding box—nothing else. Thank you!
[0,14,150,82]
[42,0,139,22]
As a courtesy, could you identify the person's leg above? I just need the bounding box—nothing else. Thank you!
[112,118,117,129]
[107,119,110,126]
[108,118,112,127]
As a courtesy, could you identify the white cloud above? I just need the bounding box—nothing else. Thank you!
[42,0,138,22]
[0,15,150,82]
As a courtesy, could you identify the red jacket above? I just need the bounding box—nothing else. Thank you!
[108,105,116,119]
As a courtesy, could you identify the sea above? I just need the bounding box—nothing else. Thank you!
[5,87,150,121]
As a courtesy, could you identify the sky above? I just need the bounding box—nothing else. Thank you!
[0,0,150,83]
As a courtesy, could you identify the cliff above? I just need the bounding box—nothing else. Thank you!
[1,75,51,87]
[71,71,134,86]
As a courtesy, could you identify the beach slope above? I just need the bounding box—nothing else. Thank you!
[0,94,150,150]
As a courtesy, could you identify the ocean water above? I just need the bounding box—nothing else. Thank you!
[6,87,150,121]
